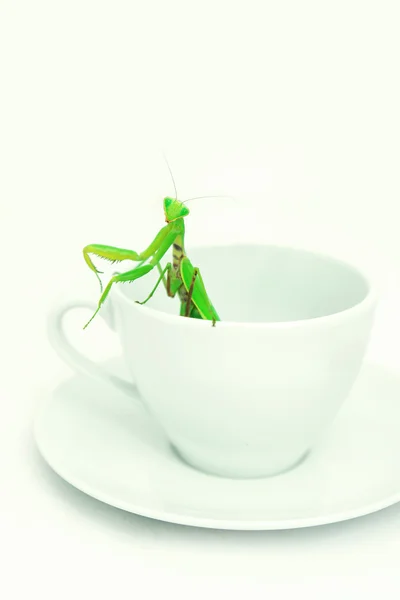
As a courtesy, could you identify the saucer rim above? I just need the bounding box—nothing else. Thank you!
[34,428,400,530]
[33,370,400,531]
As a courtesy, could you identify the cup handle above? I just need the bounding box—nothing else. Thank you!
[47,298,143,403]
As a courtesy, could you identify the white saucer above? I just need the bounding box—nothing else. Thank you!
[34,358,400,530]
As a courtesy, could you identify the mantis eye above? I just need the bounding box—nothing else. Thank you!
[180,205,190,217]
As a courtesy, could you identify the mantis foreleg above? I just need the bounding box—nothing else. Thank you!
[83,221,183,328]
[83,223,173,291]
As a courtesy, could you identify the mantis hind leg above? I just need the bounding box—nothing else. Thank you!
[136,262,181,305]
[156,263,182,298]
[137,263,171,305]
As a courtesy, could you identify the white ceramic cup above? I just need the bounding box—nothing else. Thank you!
[48,244,377,479]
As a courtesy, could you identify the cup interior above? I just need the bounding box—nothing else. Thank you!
[118,244,371,323]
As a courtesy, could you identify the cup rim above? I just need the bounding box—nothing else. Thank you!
[113,242,377,329]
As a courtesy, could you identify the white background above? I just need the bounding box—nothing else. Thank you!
[1,0,400,597]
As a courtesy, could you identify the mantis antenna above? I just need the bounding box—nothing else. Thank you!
[182,195,235,204]
[162,151,178,200]
[161,152,234,205]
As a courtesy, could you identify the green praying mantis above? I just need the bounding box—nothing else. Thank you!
[82,195,220,329]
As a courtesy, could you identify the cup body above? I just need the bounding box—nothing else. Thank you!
[108,244,376,478]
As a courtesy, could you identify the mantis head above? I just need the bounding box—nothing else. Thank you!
[163,197,190,223]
